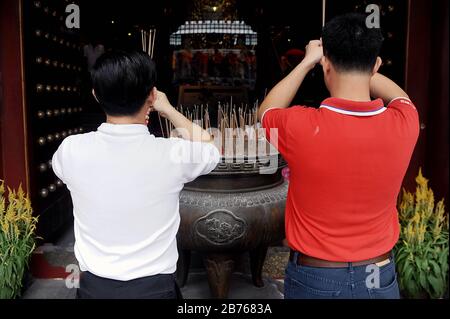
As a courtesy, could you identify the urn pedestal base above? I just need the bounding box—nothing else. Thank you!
[177,181,288,298]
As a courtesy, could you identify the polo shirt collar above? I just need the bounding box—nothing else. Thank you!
[320,97,386,116]
[97,123,150,136]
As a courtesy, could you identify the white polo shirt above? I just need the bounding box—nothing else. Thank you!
[52,123,220,281]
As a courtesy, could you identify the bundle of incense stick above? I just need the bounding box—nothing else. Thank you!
[141,28,163,134]
[165,102,260,143]
[141,28,156,59]
[216,102,258,132]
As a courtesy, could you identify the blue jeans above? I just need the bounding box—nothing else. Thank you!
[284,252,400,299]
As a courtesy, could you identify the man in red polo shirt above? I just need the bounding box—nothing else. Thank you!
[258,13,419,299]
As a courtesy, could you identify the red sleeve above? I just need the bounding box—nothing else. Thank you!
[387,97,417,112]
[387,97,420,133]
[261,107,293,156]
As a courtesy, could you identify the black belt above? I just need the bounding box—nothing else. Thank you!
[289,250,391,268]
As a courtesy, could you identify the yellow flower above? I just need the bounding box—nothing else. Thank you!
[1,219,8,235]
[399,168,448,247]
[415,168,429,188]
[0,180,5,197]
[404,223,415,243]
[0,182,39,298]
[411,211,421,225]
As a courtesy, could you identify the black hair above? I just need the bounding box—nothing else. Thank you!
[322,13,384,73]
[91,50,156,116]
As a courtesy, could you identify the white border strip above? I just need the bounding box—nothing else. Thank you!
[260,107,282,127]
[388,97,413,106]
[319,105,387,117]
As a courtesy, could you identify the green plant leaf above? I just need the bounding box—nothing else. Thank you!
[418,271,428,291]
[429,260,441,276]
[428,275,444,298]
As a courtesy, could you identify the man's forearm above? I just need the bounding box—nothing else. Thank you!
[370,73,409,105]
[257,60,314,121]
[166,108,212,142]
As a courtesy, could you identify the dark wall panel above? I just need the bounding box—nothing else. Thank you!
[22,0,86,240]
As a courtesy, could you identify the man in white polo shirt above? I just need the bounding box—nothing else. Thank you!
[52,51,220,299]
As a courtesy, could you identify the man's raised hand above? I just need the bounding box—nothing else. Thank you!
[151,90,174,118]
[303,40,324,69]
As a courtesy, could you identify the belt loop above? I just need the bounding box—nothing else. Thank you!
[348,262,354,272]
[294,252,299,266]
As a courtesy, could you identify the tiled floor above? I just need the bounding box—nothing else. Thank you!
[23,279,77,299]
[22,226,286,299]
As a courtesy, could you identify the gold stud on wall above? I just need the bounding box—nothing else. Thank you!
[38,137,46,146]
[39,163,47,172]
[27,1,85,212]
[40,189,49,198]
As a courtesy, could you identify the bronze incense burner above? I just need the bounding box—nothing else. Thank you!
[177,153,287,298]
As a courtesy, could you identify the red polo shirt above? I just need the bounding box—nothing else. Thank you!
[262,97,419,262]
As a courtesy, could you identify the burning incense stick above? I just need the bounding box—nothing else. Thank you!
[141,28,164,136]
[141,28,157,58]
[158,114,165,138]
[151,29,156,59]
[322,0,327,27]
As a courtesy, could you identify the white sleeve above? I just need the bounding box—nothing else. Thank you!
[169,138,221,184]
[51,138,69,183]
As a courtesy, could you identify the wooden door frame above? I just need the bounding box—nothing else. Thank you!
[0,0,29,192]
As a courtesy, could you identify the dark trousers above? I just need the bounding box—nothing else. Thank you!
[284,252,400,299]
[76,272,183,299]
